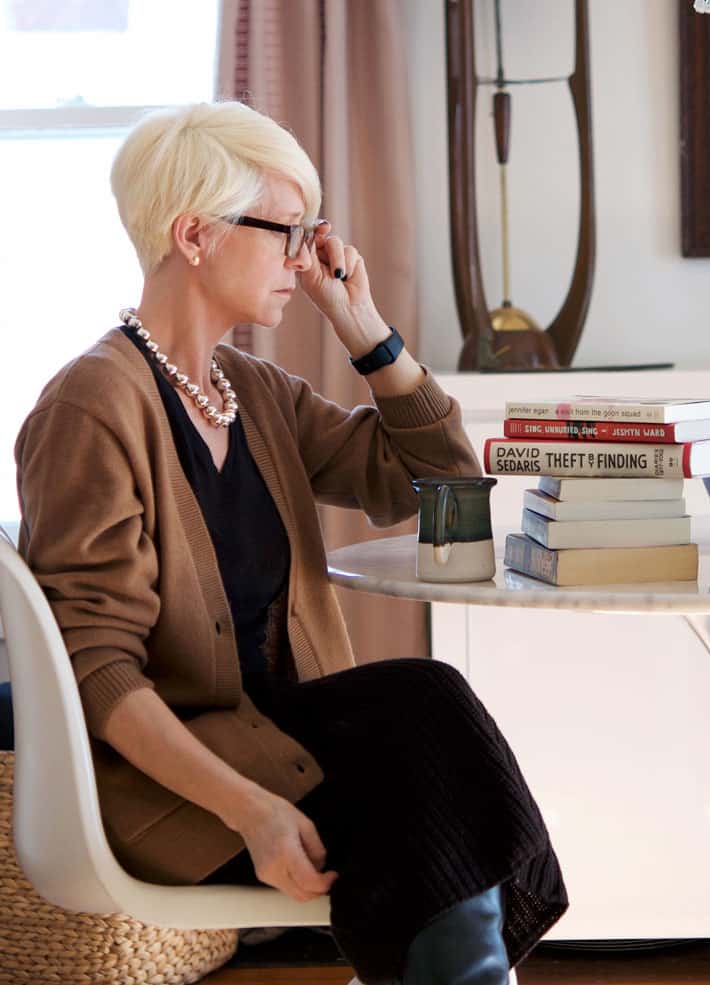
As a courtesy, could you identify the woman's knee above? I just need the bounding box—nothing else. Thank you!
[378,657,469,693]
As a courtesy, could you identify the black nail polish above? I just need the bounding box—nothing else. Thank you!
[334,267,344,279]
[341,274,348,282]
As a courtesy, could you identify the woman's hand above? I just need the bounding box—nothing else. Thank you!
[298,220,391,358]
[97,690,337,902]
[299,220,371,313]
[228,785,339,902]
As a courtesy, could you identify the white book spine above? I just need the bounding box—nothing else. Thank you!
[523,491,687,521]
[537,476,685,501]
[521,509,692,550]
[505,401,668,423]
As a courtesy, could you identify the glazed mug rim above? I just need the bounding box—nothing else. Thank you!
[411,475,497,489]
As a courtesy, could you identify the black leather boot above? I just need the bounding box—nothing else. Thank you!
[402,885,509,985]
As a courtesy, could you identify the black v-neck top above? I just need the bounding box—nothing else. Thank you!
[120,326,291,678]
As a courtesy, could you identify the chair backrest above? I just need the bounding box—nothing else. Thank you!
[0,533,123,912]
[0,530,332,930]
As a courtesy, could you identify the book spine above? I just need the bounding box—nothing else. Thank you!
[504,535,557,584]
[505,401,666,423]
[503,419,680,442]
[683,444,692,477]
[483,437,492,474]
[485,440,688,477]
[521,509,549,545]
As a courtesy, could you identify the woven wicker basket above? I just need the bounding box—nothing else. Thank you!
[0,752,238,984]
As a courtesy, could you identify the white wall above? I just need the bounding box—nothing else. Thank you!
[403,0,710,372]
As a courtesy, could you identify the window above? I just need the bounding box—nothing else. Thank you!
[0,0,221,521]
[0,1,219,111]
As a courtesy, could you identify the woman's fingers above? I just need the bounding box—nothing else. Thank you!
[312,219,332,271]
[287,838,337,896]
[245,797,337,903]
[298,220,374,314]
[266,869,319,903]
[323,239,347,279]
[257,850,325,901]
[309,219,361,283]
[298,815,328,871]
[342,244,362,282]
[266,848,334,902]
[283,869,324,903]
[312,220,347,280]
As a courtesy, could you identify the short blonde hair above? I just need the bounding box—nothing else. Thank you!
[110,101,322,275]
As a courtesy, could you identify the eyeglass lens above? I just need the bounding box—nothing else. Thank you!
[287,225,316,259]
[287,227,303,258]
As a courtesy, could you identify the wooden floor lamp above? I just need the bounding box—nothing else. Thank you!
[445,0,596,372]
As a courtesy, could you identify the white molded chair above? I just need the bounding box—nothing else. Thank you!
[0,527,518,985]
[0,526,329,930]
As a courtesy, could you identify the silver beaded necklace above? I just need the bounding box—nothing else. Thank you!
[119,308,238,428]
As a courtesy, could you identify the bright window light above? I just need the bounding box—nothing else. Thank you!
[0,0,220,109]
[0,133,143,520]
[0,0,221,521]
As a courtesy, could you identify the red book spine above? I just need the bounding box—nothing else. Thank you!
[683,444,692,478]
[483,437,492,474]
[503,419,680,442]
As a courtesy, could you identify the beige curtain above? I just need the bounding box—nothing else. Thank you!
[217,0,428,664]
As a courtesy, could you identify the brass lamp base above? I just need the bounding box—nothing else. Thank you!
[490,304,540,333]
[458,306,561,372]
[489,304,559,369]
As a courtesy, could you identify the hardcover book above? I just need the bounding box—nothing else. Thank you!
[484,438,710,478]
[538,476,685,501]
[523,489,687,522]
[505,396,710,424]
[521,509,691,550]
[503,534,699,586]
[503,418,710,443]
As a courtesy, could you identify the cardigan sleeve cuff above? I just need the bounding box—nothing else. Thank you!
[79,659,155,739]
[371,365,452,429]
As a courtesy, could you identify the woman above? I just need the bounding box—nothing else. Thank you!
[14,101,567,984]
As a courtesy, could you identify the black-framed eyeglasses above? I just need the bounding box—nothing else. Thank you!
[220,214,316,259]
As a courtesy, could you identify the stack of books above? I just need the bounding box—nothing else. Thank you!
[483,396,708,586]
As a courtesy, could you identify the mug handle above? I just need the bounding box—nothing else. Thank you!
[433,484,457,566]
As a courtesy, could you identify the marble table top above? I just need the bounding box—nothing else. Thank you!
[326,516,710,614]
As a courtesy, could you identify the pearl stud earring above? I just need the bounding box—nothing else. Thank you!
[190,255,201,267]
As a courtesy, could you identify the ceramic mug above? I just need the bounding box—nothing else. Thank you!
[411,476,497,582]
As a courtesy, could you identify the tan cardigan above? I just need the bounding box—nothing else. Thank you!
[14,328,480,883]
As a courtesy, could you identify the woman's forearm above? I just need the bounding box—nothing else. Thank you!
[332,304,427,398]
[366,346,427,398]
[102,687,266,832]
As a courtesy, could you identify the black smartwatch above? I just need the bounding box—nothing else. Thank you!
[349,326,405,376]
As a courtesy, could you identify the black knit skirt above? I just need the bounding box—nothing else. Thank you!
[201,658,568,983]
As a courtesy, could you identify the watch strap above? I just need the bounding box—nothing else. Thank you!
[349,326,405,375]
